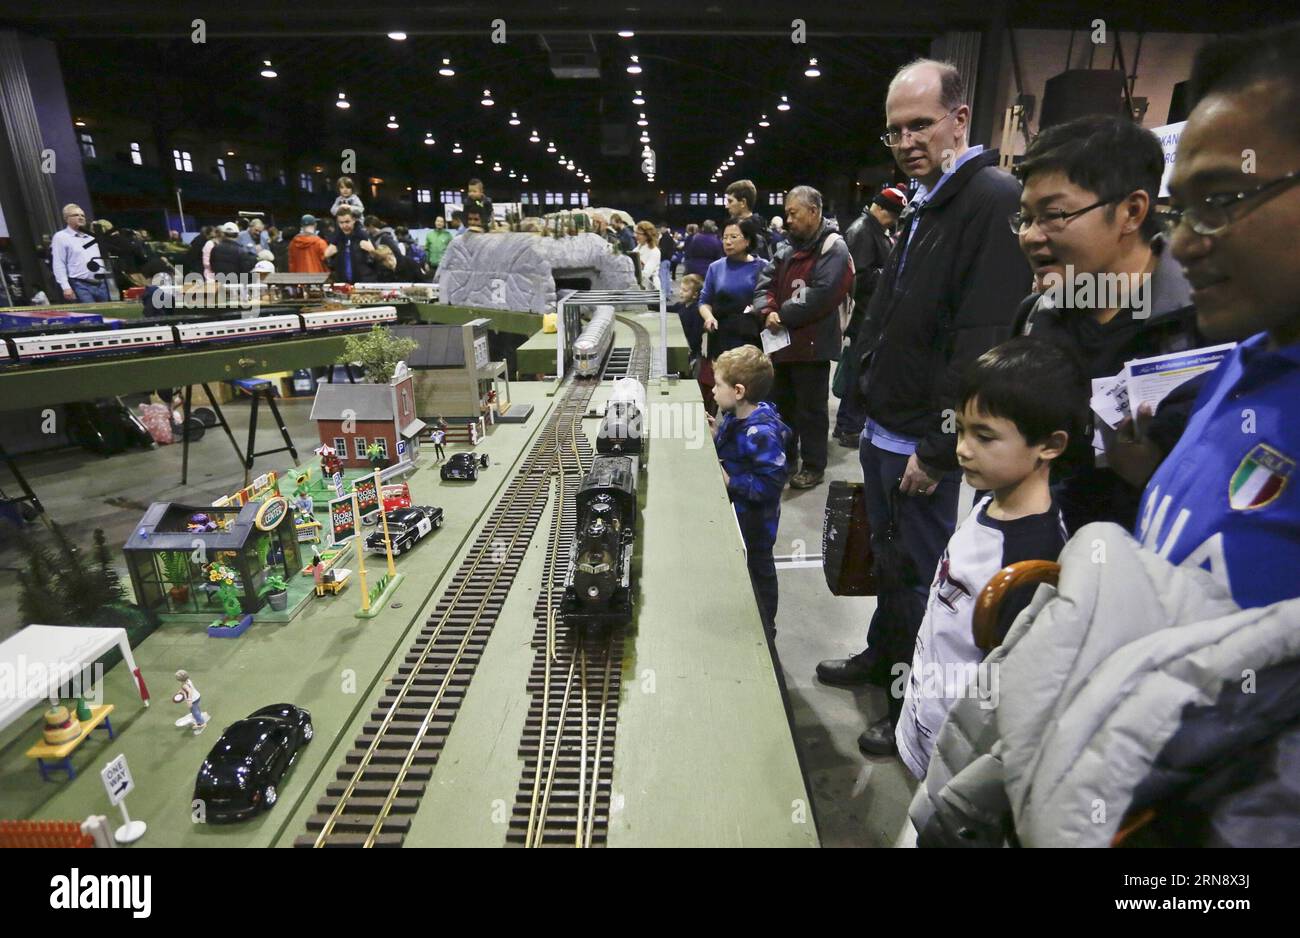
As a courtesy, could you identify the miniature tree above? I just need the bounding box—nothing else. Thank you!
[49,521,114,622]
[92,529,126,607]
[14,526,67,625]
[337,324,418,384]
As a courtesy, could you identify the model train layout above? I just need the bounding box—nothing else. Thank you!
[0,305,397,366]
[596,376,646,456]
[572,304,616,378]
[562,453,639,627]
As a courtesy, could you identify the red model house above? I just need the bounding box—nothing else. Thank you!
[308,364,426,469]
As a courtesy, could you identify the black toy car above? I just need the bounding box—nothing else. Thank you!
[441,451,490,481]
[193,703,313,823]
[365,505,443,555]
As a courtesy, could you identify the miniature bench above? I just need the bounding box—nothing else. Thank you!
[25,704,116,781]
[315,568,352,596]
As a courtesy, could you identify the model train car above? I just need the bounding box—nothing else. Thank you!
[572,305,615,378]
[0,306,397,366]
[596,376,646,456]
[562,454,638,627]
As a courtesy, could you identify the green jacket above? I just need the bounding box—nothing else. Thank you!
[424,228,453,266]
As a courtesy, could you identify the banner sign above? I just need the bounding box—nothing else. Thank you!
[352,475,380,520]
[329,494,358,545]
[1151,121,1186,198]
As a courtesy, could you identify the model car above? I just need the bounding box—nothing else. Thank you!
[381,482,412,513]
[365,505,443,555]
[440,451,490,481]
[193,703,313,823]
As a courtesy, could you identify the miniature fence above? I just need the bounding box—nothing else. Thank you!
[0,820,95,848]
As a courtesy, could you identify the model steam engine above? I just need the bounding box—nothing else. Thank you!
[596,377,646,456]
[563,454,638,627]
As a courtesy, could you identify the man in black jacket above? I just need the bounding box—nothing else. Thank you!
[835,186,907,445]
[210,222,255,277]
[324,207,376,283]
[817,59,1031,756]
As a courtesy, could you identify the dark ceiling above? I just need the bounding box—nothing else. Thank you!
[3,1,1289,197]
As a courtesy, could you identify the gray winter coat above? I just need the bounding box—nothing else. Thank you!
[910,523,1300,847]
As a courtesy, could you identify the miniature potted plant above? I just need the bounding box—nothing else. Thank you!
[207,562,253,637]
[264,573,289,611]
[162,551,190,603]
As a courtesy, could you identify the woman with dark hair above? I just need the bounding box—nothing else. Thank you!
[697,217,767,410]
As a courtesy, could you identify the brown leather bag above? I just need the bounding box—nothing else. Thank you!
[822,480,875,595]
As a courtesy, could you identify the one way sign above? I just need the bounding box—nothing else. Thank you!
[100,754,134,806]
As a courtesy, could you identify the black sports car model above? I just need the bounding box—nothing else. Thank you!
[365,505,443,555]
[440,451,490,481]
[193,703,313,823]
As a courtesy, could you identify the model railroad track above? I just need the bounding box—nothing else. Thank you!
[296,376,599,848]
[602,317,652,383]
[507,317,648,847]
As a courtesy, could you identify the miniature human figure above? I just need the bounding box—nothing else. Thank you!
[431,417,447,462]
[311,548,326,597]
[174,669,208,734]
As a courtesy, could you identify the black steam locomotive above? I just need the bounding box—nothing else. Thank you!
[562,454,638,627]
[596,377,646,457]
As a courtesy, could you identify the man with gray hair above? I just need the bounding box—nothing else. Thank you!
[51,203,111,303]
[752,185,854,489]
[237,218,265,255]
[817,59,1031,758]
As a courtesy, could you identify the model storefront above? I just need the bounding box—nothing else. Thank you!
[123,498,302,616]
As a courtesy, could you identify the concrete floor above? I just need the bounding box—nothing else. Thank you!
[1,385,923,847]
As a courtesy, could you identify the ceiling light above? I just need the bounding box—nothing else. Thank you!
[745,131,755,144]
[805,57,820,78]
[529,129,540,142]
[226,150,235,156]
[509,169,517,178]
[439,58,455,77]
[735,147,744,156]
[758,114,770,127]
[777,95,791,111]
[260,60,277,78]
[336,92,350,109]
[423,132,435,145]
[618,30,635,38]
[452,142,462,154]
[639,133,650,143]
[521,175,529,183]
[386,115,400,129]
[74,119,86,127]
[558,155,567,165]
[637,113,648,127]
[480,89,494,106]
[474,154,484,165]
[493,162,502,172]
[632,91,645,105]
[388,31,407,41]
[509,111,520,126]
[546,141,556,153]
[627,55,642,75]
[567,160,575,170]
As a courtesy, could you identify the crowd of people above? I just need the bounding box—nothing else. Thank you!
[702,25,1300,846]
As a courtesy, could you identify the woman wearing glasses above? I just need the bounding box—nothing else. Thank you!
[1010,114,1202,533]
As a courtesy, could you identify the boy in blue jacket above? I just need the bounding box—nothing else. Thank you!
[710,346,792,633]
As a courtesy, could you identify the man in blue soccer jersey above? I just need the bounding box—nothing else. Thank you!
[1136,23,1300,609]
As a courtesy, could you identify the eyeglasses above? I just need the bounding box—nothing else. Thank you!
[1008,197,1118,235]
[880,108,958,148]
[1161,168,1300,236]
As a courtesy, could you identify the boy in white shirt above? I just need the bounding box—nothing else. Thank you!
[894,337,1087,778]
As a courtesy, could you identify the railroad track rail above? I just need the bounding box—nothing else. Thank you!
[508,315,649,847]
[296,377,598,848]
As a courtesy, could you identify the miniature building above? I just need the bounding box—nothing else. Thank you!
[392,319,527,425]
[264,272,330,303]
[123,499,302,616]
[309,364,426,469]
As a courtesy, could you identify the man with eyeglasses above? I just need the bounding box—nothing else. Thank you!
[1010,114,1201,534]
[1135,22,1300,613]
[818,60,1029,751]
[51,203,111,303]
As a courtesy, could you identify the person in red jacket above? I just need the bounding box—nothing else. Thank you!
[751,185,854,489]
[288,214,329,273]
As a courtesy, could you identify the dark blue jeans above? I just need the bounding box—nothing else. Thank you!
[859,435,961,719]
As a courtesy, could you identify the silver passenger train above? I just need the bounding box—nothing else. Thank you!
[1,306,398,366]
[572,305,616,378]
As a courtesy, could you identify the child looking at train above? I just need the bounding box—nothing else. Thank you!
[893,337,1086,776]
[710,346,792,635]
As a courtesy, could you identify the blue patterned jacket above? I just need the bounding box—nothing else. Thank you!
[714,402,791,551]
